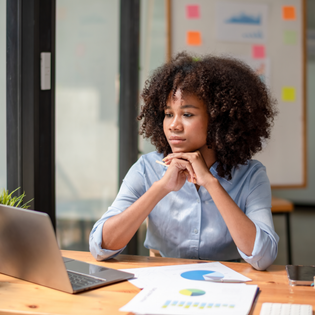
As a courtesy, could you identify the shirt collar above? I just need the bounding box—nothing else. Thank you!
[210,162,233,185]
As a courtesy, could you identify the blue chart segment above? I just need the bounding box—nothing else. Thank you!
[180,270,224,281]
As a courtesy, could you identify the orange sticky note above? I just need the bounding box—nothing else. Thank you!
[252,45,265,59]
[282,6,296,20]
[186,5,200,19]
[187,31,201,46]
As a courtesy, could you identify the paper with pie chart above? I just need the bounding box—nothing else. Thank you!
[120,261,251,289]
[120,281,259,315]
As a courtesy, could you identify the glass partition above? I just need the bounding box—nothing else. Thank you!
[56,0,119,250]
[139,0,167,156]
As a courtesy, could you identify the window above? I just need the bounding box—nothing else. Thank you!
[56,0,120,250]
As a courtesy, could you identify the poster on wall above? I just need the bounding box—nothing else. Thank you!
[215,2,269,43]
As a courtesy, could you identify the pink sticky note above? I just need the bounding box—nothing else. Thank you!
[186,5,200,19]
[252,45,265,59]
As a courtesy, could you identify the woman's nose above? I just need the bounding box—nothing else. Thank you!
[169,116,183,131]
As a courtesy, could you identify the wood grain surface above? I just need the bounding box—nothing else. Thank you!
[0,250,314,315]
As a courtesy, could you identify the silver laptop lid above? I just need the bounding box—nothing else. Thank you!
[0,204,73,293]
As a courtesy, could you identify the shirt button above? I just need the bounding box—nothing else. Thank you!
[194,229,198,234]
[197,199,200,203]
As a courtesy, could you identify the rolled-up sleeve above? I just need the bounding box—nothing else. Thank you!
[238,166,279,270]
[89,157,146,261]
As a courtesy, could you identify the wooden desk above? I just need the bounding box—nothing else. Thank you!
[271,196,294,265]
[0,250,314,315]
[271,196,294,213]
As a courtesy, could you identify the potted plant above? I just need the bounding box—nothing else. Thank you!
[0,187,33,209]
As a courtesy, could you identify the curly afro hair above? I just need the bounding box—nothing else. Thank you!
[138,51,277,180]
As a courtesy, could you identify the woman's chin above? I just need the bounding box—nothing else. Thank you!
[171,147,193,153]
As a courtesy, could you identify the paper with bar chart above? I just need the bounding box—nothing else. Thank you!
[120,282,258,315]
[120,261,251,289]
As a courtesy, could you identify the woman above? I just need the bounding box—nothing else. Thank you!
[89,52,279,270]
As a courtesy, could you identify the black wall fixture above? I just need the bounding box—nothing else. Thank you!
[119,0,140,255]
[7,0,56,228]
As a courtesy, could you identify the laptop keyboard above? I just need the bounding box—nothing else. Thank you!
[67,271,106,291]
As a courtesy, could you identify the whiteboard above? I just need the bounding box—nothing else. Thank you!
[167,0,306,188]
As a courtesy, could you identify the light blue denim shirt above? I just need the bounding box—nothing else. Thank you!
[90,151,279,270]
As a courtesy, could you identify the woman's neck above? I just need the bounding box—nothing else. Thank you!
[199,146,216,169]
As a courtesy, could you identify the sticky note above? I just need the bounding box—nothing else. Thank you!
[252,45,265,59]
[186,5,200,19]
[187,31,202,46]
[282,87,296,102]
[284,30,297,45]
[282,6,296,20]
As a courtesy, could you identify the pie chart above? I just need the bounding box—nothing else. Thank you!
[179,288,206,296]
[180,270,224,281]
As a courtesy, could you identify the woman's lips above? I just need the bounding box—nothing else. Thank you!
[169,137,186,144]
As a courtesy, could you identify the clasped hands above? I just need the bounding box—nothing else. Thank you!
[159,151,215,192]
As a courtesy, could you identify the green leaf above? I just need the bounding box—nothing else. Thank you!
[0,187,33,209]
[20,198,34,209]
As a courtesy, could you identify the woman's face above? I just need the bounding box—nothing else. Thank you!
[163,89,209,153]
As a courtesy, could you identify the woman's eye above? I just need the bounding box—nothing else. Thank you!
[165,113,173,117]
[183,113,193,117]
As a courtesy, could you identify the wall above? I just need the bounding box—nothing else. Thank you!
[137,0,315,204]
[272,0,315,204]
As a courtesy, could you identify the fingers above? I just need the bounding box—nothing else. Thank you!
[163,151,202,165]
[163,151,211,185]
[183,170,197,184]
[168,158,197,184]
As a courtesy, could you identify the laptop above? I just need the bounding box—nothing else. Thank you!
[0,204,134,293]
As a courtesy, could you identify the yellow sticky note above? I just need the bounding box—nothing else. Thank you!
[187,31,202,46]
[282,87,296,102]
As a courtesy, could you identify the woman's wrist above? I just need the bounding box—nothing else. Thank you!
[152,179,171,197]
[203,174,220,193]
